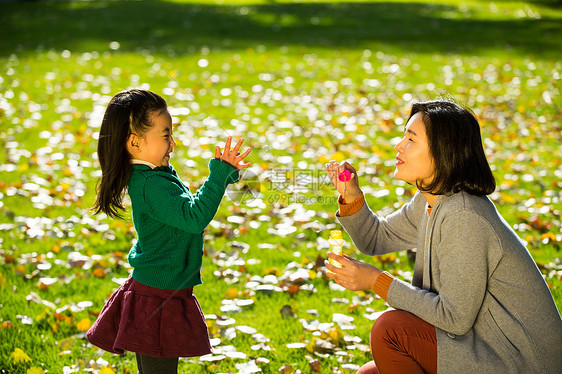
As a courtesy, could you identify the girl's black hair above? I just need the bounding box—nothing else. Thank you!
[409,100,496,196]
[91,89,167,219]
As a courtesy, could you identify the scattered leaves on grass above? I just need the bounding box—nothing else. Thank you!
[1,18,560,372]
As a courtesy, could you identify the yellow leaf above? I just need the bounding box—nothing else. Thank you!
[328,326,344,345]
[541,232,556,241]
[35,309,51,323]
[11,348,32,364]
[96,259,110,268]
[76,318,91,332]
[64,315,74,327]
[501,193,516,204]
[330,151,346,162]
[225,288,239,299]
[305,338,316,353]
[58,337,73,350]
[378,254,397,265]
[317,155,329,164]
[0,272,6,288]
[206,320,218,336]
[262,267,279,276]
[27,367,45,374]
[15,264,26,276]
[99,367,115,374]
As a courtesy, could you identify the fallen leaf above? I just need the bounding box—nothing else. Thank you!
[328,326,345,346]
[307,337,335,353]
[38,277,58,290]
[58,337,74,350]
[76,317,91,332]
[287,284,300,297]
[26,367,45,374]
[199,354,227,362]
[235,360,261,373]
[93,267,106,278]
[278,364,293,374]
[16,315,33,325]
[280,305,297,318]
[11,348,32,364]
[286,342,306,349]
[225,288,239,299]
[309,359,322,372]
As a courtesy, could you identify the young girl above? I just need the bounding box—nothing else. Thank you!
[87,89,251,373]
[324,99,562,373]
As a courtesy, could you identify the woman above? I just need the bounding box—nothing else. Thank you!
[324,100,562,373]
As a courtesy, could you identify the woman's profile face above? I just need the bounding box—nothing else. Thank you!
[393,112,435,188]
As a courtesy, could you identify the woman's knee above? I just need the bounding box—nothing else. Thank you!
[371,310,409,342]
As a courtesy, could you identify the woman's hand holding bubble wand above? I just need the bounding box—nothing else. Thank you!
[338,169,351,200]
[325,160,362,204]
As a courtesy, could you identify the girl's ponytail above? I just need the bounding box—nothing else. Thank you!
[91,89,167,219]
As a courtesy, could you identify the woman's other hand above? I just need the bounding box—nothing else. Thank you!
[324,252,382,291]
[215,136,252,170]
[324,160,362,203]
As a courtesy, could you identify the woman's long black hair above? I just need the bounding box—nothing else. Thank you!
[91,89,167,219]
[409,100,496,196]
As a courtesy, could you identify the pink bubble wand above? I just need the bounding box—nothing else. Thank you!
[338,169,351,200]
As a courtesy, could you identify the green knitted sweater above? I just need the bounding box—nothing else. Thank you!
[126,159,239,290]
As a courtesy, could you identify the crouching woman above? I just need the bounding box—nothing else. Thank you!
[324,100,562,373]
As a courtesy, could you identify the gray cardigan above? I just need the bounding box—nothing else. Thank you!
[337,191,562,373]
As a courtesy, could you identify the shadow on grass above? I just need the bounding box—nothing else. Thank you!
[1,1,560,57]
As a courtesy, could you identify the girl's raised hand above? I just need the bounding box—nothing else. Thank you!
[215,136,252,170]
[324,160,362,203]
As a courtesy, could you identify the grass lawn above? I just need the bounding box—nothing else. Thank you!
[1,0,561,372]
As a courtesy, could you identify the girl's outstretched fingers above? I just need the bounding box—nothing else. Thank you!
[236,148,252,169]
[224,136,233,154]
[216,137,252,170]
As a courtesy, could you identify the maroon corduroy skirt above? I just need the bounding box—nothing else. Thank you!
[86,277,212,358]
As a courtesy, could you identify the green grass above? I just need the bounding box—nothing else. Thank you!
[1,0,561,372]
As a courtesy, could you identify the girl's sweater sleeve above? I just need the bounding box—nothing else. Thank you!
[143,159,239,233]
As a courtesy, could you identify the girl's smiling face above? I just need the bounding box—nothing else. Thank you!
[393,112,435,188]
[130,110,176,167]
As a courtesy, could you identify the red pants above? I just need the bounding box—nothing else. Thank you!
[358,310,437,374]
